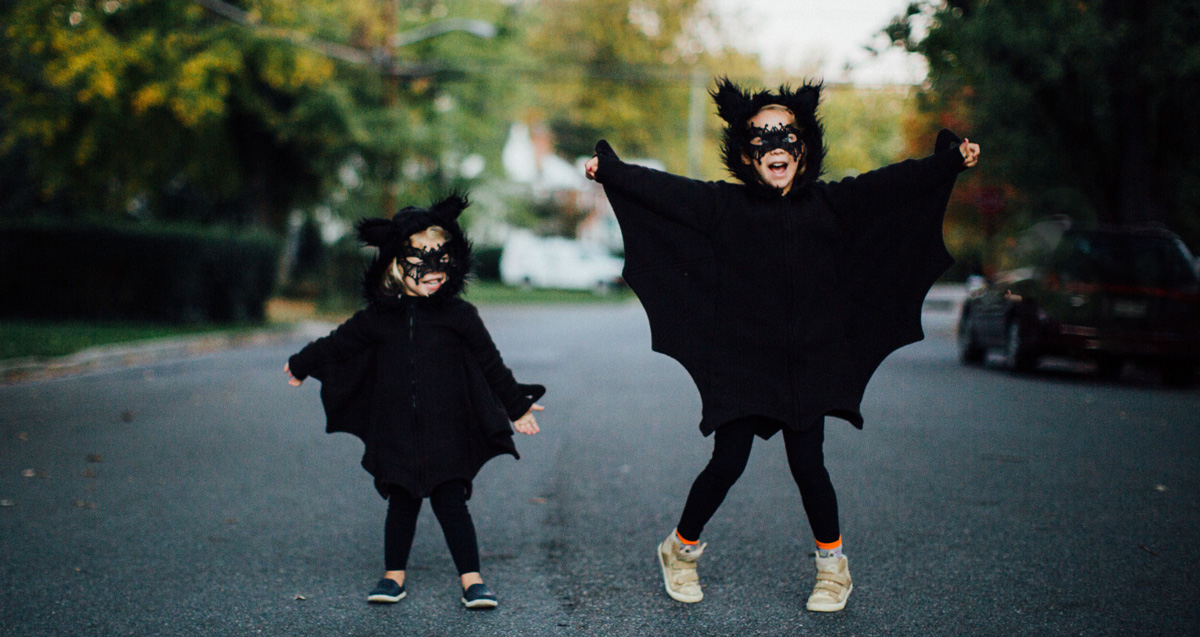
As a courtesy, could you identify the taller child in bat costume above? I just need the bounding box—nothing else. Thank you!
[584,79,980,611]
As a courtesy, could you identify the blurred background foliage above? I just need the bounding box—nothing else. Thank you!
[2,0,1197,320]
[886,0,1200,271]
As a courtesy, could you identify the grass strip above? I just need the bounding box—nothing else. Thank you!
[0,321,255,360]
[462,281,635,305]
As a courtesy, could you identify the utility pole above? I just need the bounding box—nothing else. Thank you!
[686,67,706,178]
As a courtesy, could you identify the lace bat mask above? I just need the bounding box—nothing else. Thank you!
[400,242,453,281]
[746,123,805,163]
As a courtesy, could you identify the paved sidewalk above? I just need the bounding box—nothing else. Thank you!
[922,282,968,315]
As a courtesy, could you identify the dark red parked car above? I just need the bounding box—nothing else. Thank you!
[957,218,1200,385]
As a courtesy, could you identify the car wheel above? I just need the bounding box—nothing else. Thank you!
[1160,360,1197,387]
[1004,320,1038,373]
[957,313,986,365]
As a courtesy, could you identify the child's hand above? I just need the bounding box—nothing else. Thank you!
[285,363,303,387]
[513,404,544,435]
[584,156,599,181]
[959,138,981,168]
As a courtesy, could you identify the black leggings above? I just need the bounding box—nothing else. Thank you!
[676,416,840,544]
[384,480,480,575]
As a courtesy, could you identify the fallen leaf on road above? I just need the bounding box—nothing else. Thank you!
[73,500,96,509]
[22,469,35,478]
[294,595,307,601]
[86,454,103,463]
[81,469,99,478]
[1154,484,1167,492]
[529,497,547,504]
[224,518,239,525]
[0,499,14,507]
[17,432,28,441]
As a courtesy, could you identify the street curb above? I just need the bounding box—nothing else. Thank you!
[0,322,334,385]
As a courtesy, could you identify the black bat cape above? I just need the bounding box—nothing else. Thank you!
[594,129,964,438]
[288,197,544,498]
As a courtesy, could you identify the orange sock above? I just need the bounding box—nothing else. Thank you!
[816,536,843,557]
[676,530,699,545]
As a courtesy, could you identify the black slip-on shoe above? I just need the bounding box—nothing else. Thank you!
[460,583,498,609]
[367,578,406,603]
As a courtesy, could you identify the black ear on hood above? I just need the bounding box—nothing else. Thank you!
[776,84,820,121]
[357,218,398,248]
[711,77,826,195]
[430,193,469,222]
[711,77,756,129]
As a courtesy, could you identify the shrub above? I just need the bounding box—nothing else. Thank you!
[472,245,502,281]
[312,237,374,313]
[0,220,281,324]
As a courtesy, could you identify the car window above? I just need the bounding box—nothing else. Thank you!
[1053,232,1198,287]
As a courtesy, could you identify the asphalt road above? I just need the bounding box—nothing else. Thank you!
[2,303,1198,636]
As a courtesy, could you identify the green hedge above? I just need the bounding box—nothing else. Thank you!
[473,245,502,281]
[0,221,281,324]
[310,237,374,313]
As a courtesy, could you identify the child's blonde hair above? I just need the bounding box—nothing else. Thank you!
[381,225,450,295]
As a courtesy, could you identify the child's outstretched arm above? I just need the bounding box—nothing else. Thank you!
[826,131,980,220]
[513,404,544,435]
[585,140,725,233]
[286,310,375,385]
[459,304,546,426]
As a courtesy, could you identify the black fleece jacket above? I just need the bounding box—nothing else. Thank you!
[288,295,543,498]
[595,130,965,437]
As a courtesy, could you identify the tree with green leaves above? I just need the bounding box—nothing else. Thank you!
[887,0,1200,248]
[0,0,525,229]
[2,0,364,226]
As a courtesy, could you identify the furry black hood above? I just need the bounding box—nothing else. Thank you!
[357,194,473,303]
[711,77,826,195]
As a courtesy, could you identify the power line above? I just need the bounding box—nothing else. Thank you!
[189,0,875,90]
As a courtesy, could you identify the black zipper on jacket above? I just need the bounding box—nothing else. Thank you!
[408,306,423,487]
[780,195,800,424]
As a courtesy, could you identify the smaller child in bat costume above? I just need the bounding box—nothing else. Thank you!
[585,78,979,611]
[285,195,545,609]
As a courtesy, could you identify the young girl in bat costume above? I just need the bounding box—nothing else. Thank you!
[285,195,545,609]
[585,79,979,611]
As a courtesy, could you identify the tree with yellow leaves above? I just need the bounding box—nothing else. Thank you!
[0,0,510,229]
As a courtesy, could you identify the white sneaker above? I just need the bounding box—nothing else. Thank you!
[657,530,706,603]
[806,553,852,612]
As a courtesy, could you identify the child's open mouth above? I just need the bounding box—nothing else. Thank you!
[420,273,446,293]
[767,159,790,178]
